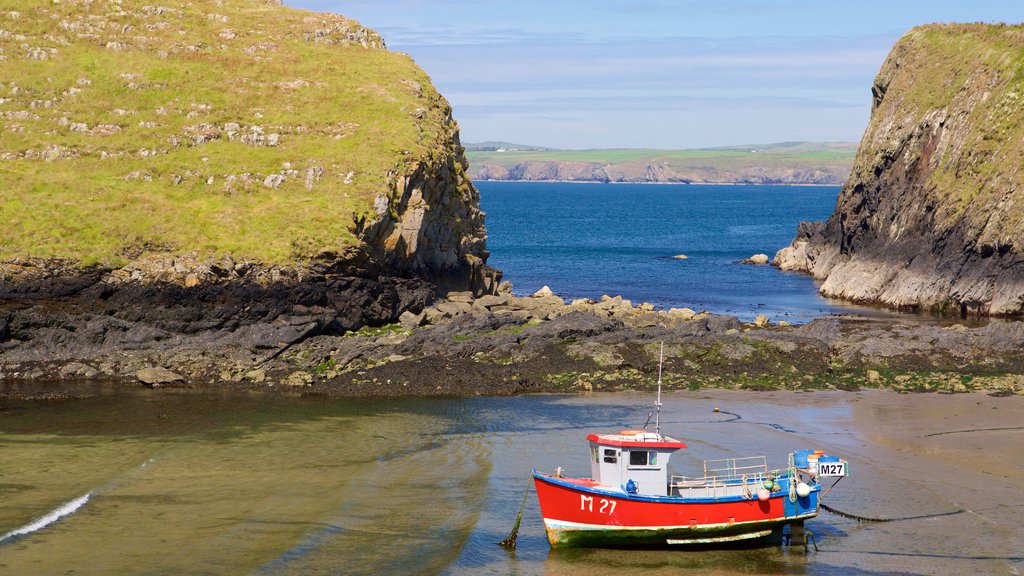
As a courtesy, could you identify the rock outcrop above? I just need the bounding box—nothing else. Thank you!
[0,0,496,296]
[0,0,500,380]
[775,24,1024,317]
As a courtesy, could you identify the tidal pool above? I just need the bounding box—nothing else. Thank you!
[1,388,1021,575]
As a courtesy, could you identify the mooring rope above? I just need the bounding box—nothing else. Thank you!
[499,477,533,548]
[805,528,819,552]
[820,502,965,523]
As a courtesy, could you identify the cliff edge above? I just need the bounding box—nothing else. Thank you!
[775,24,1024,316]
[0,0,496,295]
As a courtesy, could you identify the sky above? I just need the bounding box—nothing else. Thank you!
[287,1,1022,149]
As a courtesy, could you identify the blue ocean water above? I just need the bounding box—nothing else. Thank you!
[478,181,878,322]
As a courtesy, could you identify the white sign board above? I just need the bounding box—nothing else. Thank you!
[816,460,847,477]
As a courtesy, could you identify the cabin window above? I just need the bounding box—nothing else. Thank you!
[603,449,617,464]
[629,450,648,466]
[628,451,658,467]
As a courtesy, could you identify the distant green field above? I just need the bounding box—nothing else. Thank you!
[466,142,857,170]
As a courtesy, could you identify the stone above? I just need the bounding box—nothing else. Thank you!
[435,300,474,315]
[778,320,792,327]
[244,369,267,383]
[866,369,882,383]
[398,310,423,330]
[724,328,740,335]
[754,314,770,327]
[894,374,913,383]
[532,285,555,298]
[136,367,184,387]
[476,294,509,308]
[59,362,100,379]
[184,273,200,288]
[263,174,285,188]
[667,307,697,320]
[738,253,770,265]
[285,371,313,386]
[446,291,474,303]
[422,307,451,325]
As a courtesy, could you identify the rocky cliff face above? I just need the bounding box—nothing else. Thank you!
[353,109,497,295]
[775,24,1024,317]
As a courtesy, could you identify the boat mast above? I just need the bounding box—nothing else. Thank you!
[655,342,664,435]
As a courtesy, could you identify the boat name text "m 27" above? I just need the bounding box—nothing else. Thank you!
[580,495,617,515]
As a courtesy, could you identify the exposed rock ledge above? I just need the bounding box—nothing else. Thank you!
[4,282,1024,398]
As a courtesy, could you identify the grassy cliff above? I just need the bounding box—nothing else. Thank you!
[775,23,1024,316]
[0,0,476,270]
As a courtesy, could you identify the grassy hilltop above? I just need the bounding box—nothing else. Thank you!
[0,0,457,266]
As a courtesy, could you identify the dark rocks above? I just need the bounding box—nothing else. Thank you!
[3,254,1024,398]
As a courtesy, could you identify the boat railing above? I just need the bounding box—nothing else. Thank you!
[702,456,768,480]
[668,457,776,498]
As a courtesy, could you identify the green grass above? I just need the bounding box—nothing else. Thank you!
[466,144,858,170]
[465,142,857,184]
[0,0,453,266]
[875,24,1024,233]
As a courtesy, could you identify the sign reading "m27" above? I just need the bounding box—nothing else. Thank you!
[816,461,847,477]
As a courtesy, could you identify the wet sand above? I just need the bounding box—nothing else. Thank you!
[0,388,1021,575]
[685,390,1024,576]
[834,390,1024,575]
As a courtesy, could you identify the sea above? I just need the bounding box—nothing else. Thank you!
[478,181,883,322]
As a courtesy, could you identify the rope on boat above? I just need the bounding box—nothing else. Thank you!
[788,467,798,503]
[499,477,532,548]
[820,502,965,523]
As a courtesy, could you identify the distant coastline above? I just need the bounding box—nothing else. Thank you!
[475,179,843,187]
[464,141,856,187]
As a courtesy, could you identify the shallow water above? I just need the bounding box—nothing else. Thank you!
[1,389,1021,575]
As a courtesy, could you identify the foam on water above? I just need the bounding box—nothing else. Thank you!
[0,492,92,544]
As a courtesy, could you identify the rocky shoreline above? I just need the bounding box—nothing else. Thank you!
[4,272,1024,399]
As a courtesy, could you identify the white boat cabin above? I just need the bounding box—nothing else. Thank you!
[587,430,687,496]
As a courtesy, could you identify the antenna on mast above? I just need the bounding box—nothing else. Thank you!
[655,341,664,436]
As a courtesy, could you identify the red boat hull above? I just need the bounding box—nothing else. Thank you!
[533,471,818,547]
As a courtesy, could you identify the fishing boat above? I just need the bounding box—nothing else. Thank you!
[532,347,849,548]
